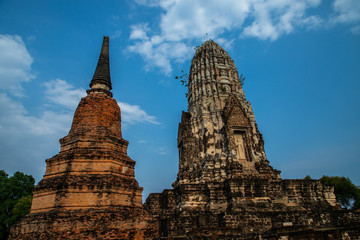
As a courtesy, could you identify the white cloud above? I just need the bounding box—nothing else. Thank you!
[118,101,160,125]
[300,15,324,29]
[0,92,73,181]
[127,36,193,74]
[331,0,360,33]
[0,93,71,136]
[332,0,360,23]
[130,0,360,74]
[130,24,150,40]
[0,34,35,96]
[160,0,250,41]
[44,79,86,109]
[243,0,322,40]
[134,0,176,8]
[216,38,235,50]
[0,35,73,181]
[129,0,324,73]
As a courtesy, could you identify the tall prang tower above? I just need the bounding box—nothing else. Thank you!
[145,40,360,239]
[9,37,158,239]
[175,40,280,188]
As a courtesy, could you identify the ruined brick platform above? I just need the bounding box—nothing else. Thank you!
[144,40,360,239]
[9,37,158,240]
[10,207,157,239]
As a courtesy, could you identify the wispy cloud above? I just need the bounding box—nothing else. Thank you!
[129,0,360,74]
[0,34,35,96]
[0,34,75,180]
[158,146,169,155]
[331,0,360,33]
[127,34,193,75]
[0,92,73,180]
[43,78,160,126]
[44,79,86,109]
[242,0,322,40]
[118,101,160,125]
[142,142,169,155]
[0,93,72,136]
[130,23,150,40]
[43,79,160,127]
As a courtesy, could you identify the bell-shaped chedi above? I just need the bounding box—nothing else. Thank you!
[145,40,360,239]
[9,37,158,239]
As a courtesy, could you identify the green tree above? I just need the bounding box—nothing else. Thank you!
[304,175,312,180]
[320,175,360,210]
[0,170,34,240]
[7,195,32,228]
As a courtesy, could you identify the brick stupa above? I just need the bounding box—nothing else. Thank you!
[9,37,158,239]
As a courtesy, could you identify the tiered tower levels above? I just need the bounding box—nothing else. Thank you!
[176,40,280,187]
[145,40,360,239]
[32,36,141,213]
[9,37,158,239]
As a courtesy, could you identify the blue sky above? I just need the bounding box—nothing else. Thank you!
[0,0,359,200]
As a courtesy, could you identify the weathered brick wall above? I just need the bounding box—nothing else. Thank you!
[145,40,360,239]
[10,74,158,240]
[10,36,158,239]
[9,207,158,240]
[146,180,360,239]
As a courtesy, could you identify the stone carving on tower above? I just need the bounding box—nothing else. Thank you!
[175,41,280,187]
[9,37,158,239]
[145,40,360,239]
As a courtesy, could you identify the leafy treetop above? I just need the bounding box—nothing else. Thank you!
[319,175,360,210]
[0,170,35,240]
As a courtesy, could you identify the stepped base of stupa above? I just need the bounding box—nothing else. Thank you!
[9,207,158,239]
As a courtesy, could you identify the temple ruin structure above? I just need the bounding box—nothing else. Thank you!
[9,37,158,239]
[8,37,360,239]
[145,40,360,239]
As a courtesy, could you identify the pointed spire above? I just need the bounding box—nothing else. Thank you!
[90,36,112,91]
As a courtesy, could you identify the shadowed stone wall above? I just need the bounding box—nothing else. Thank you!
[145,40,360,239]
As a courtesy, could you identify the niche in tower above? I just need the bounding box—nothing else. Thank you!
[232,128,250,162]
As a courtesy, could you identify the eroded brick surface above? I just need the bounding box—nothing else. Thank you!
[10,207,158,240]
[9,37,158,240]
[145,40,360,239]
